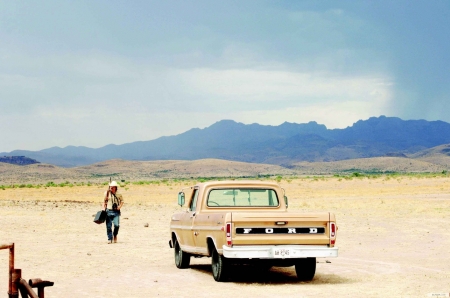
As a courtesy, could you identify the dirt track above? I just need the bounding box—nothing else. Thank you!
[1,177,449,297]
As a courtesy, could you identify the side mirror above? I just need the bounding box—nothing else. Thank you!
[178,192,185,207]
[284,196,288,208]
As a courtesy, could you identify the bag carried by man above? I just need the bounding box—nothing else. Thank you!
[93,209,107,224]
[94,178,111,224]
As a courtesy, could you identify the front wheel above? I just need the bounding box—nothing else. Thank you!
[295,257,316,281]
[174,239,190,269]
[211,247,228,281]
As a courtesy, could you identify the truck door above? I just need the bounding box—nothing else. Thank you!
[179,188,199,252]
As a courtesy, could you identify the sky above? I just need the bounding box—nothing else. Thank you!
[1,0,449,152]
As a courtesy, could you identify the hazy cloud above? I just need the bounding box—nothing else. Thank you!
[0,1,448,152]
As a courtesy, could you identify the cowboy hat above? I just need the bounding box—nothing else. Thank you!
[109,181,119,187]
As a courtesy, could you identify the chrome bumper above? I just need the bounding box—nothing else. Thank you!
[222,245,338,259]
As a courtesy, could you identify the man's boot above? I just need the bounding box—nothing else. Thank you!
[113,226,119,243]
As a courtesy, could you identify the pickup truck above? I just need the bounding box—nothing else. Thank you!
[169,180,338,281]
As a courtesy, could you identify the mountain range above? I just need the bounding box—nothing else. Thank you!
[2,115,450,168]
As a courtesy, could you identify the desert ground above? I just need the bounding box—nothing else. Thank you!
[1,176,450,297]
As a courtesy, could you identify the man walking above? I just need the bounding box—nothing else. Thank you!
[103,181,124,244]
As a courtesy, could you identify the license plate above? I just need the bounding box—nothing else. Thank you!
[273,248,291,258]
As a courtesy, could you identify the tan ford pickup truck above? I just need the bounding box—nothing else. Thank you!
[169,180,338,282]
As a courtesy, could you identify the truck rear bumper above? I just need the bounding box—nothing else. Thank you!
[222,245,338,259]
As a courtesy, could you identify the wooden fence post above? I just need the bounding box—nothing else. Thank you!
[2,243,54,298]
[10,269,20,298]
[0,243,16,298]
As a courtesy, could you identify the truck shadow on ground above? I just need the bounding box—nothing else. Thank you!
[189,264,355,284]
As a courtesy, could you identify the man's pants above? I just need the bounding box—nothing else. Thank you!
[105,209,120,241]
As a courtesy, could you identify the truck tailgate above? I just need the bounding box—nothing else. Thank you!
[231,212,331,245]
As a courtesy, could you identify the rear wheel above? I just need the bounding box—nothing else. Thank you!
[295,258,316,281]
[211,247,228,281]
[174,239,190,269]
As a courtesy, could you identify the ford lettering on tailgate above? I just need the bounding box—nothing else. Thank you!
[236,227,325,234]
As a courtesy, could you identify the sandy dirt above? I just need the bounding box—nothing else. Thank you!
[1,177,449,297]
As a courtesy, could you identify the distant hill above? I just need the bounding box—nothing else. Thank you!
[0,156,40,166]
[2,116,450,167]
[0,159,296,184]
[1,152,449,185]
[408,144,450,169]
[291,156,448,175]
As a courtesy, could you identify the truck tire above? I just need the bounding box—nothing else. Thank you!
[255,264,272,271]
[211,247,228,282]
[174,239,190,269]
[295,257,316,281]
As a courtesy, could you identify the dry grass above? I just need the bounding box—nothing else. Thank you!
[1,176,449,297]
[2,155,450,185]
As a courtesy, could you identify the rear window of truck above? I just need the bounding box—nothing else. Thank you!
[207,188,279,207]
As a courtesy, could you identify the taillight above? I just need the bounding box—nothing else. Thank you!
[226,223,232,246]
[330,222,336,245]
